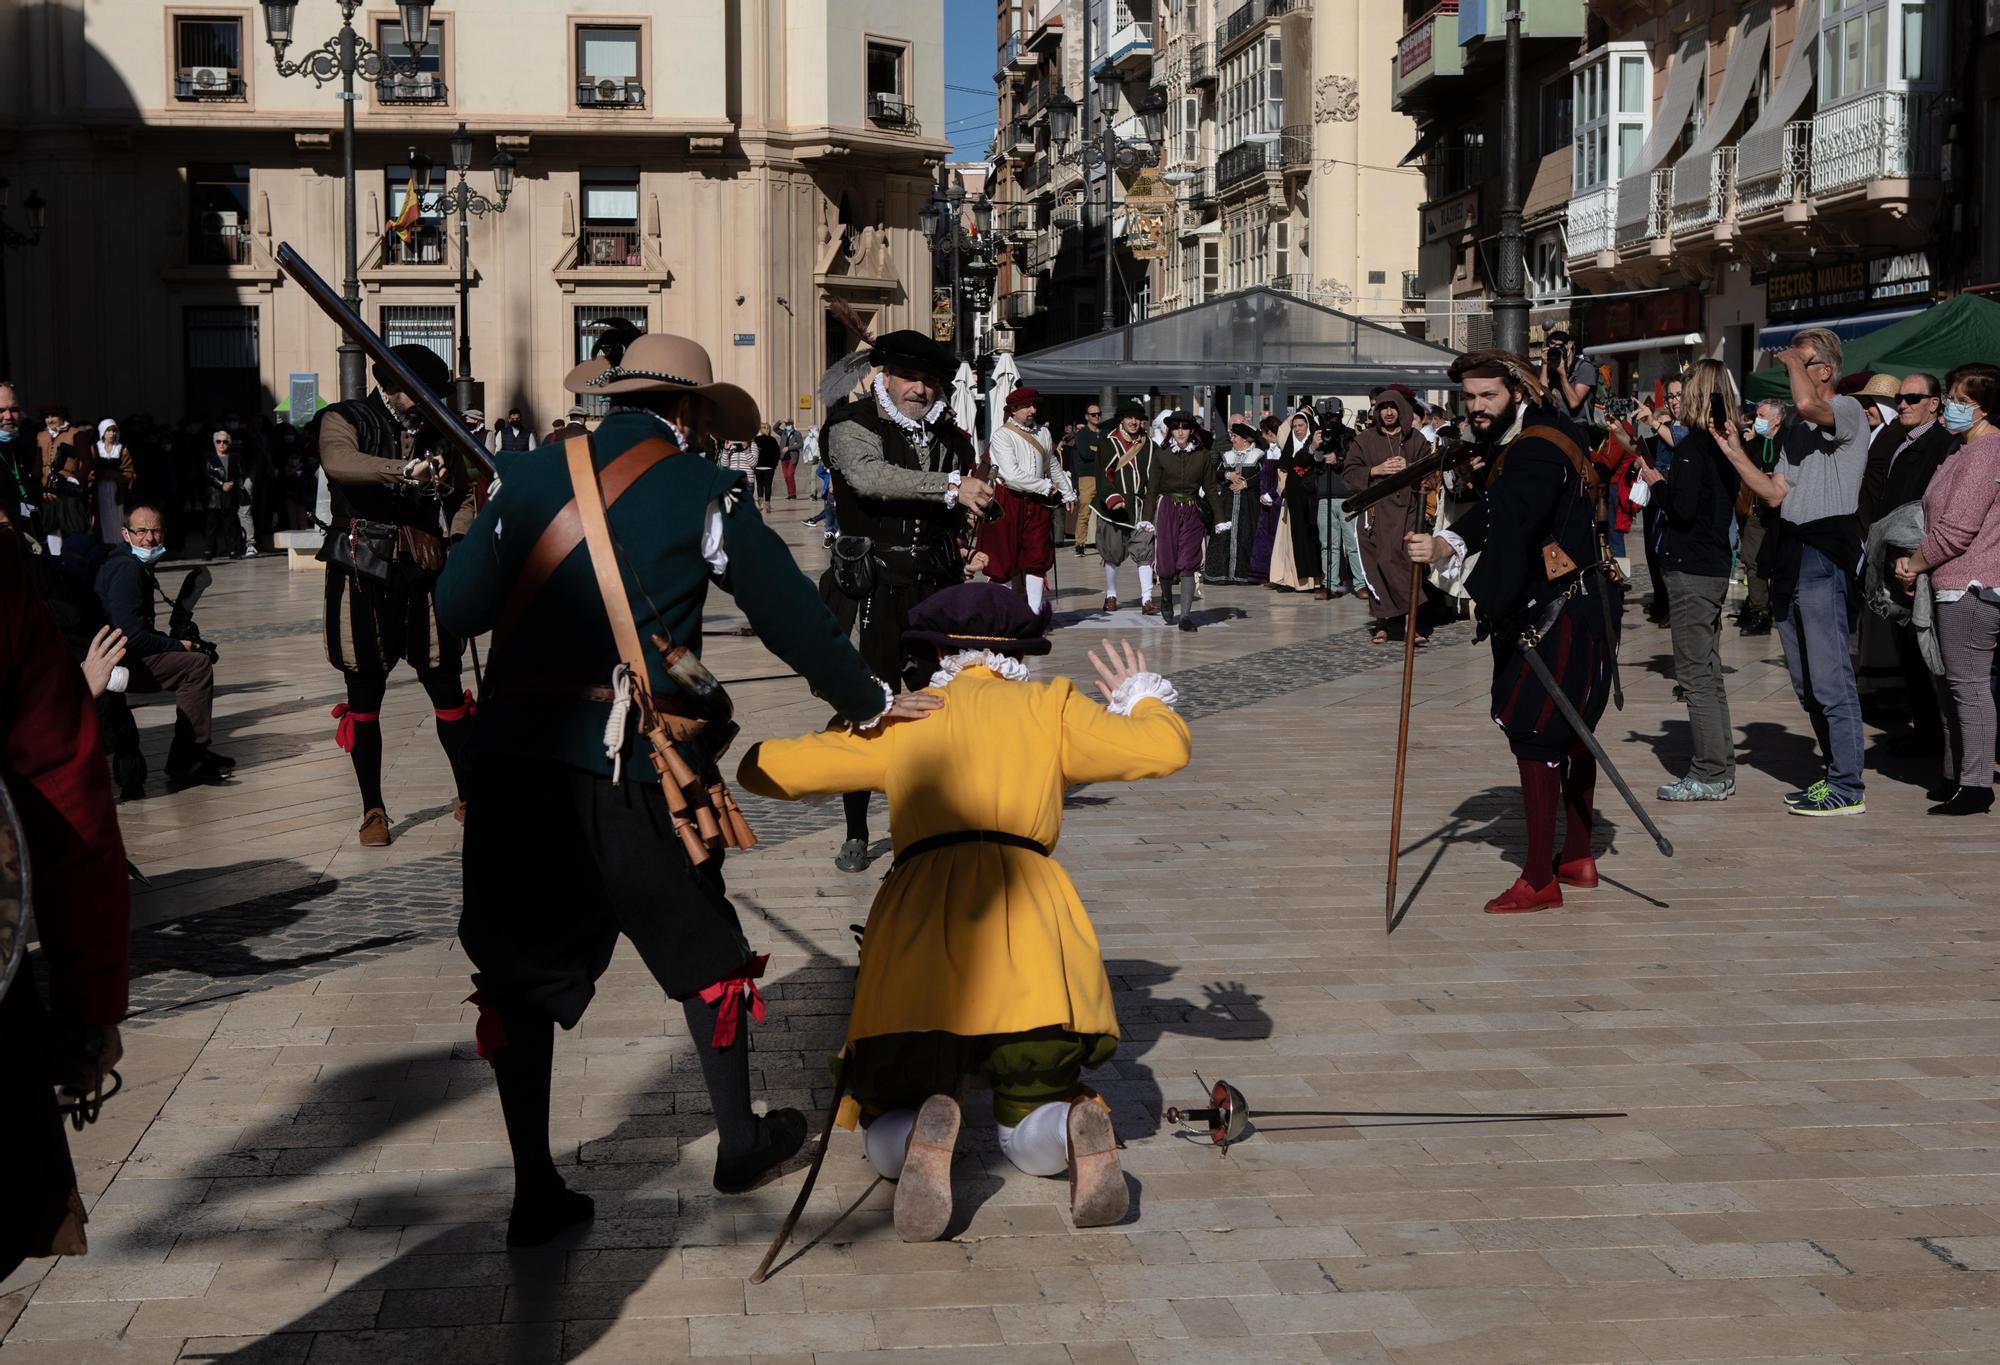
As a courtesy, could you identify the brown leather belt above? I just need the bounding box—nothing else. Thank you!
[488,676,711,743]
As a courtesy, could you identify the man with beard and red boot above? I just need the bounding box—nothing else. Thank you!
[1403,350,1621,913]
[314,344,477,846]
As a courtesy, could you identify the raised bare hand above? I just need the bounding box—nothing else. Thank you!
[1088,638,1148,703]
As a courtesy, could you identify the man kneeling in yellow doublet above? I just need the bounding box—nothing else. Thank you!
[737,582,1191,1239]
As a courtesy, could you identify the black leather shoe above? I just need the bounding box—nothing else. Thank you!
[1929,787,1995,817]
[506,1183,595,1247]
[835,838,870,872]
[1927,783,1959,803]
[714,1108,810,1194]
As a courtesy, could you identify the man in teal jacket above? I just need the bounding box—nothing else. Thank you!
[437,332,937,1246]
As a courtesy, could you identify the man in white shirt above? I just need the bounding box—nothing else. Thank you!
[977,387,1074,615]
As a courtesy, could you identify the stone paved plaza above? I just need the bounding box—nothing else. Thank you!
[7,518,2000,1365]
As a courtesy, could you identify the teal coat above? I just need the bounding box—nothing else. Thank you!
[436,412,884,781]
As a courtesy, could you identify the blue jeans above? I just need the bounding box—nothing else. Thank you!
[1774,543,1865,800]
[1317,496,1361,589]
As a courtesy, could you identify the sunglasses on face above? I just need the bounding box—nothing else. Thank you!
[1085,410,1101,417]
[1896,393,1934,405]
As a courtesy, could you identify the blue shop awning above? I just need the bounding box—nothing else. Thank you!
[1756,307,1927,353]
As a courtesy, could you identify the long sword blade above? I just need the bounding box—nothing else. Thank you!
[1517,639,1673,857]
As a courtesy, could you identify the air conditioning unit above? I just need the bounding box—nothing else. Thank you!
[188,66,231,91]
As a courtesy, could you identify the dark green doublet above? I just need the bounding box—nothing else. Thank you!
[436,412,883,781]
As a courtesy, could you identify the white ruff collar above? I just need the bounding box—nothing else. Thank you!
[929,649,1030,687]
[874,372,946,435]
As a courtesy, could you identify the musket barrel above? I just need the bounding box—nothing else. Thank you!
[274,242,497,482]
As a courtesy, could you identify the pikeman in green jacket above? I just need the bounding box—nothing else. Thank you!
[436,332,939,1247]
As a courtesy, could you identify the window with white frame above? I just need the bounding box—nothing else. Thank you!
[1571,43,1651,192]
[1820,0,1935,105]
[1219,31,1282,152]
[1272,221,1288,281]
[1201,237,1219,300]
[1181,95,1199,164]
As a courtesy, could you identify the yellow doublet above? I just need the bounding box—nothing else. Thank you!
[737,666,1191,1049]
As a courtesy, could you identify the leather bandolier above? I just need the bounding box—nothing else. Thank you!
[490,432,754,867]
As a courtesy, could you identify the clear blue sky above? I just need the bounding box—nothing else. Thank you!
[943,0,999,162]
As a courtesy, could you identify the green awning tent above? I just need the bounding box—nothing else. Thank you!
[1744,293,2000,400]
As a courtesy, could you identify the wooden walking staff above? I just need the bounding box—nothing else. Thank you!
[1385,554,1423,933]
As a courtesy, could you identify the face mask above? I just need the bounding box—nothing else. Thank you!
[1627,477,1652,509]
[1943,400,1978,434]
[130,543,165,565]
[1752,417,1770,437]
[0,428,13,442]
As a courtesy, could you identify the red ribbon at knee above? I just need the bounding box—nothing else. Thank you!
[465,990,509,1063]
[331,702,381,752]
[434,689,476,723]
[697,954,769,1049]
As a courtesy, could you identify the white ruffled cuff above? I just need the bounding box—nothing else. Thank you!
[854,679,897,731]
[1433,529,1469,586]
[1106,671,1179,716]
[943,470,963,507]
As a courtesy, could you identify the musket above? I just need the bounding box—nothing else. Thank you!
[273,242,496,483]
[1343,441,1479,520]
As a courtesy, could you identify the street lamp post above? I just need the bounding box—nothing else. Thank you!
[1491,1,1529,356]
[422,122,514,414]
[260,0,435,401]
[0,179,49,377]
[919,171,995,364]
[1044,79,1166,336]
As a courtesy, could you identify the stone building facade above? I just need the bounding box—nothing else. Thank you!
[0,0,948,429]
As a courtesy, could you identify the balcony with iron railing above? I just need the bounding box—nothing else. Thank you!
[377,71,447,105]
[1024,229,1059,274]
[1270,273,1307,297]
[565,226,645,269]
[1001,283,1040,324]
[191,223,254,266]
[1564,184,1618,261]
[1219,0,1307,58]
[1735,120,1811,220]
[1279,125,1312,172]
[998,202,1039,239]
[1614,167,1673,249]
[1402,269,1422,310]
[1018,157,1053,193]
[867,92,916,128]
[380,221,448,265]
[1003,33,1038,73]
[175,68,245,101]
[1669,146,1734,237]
[577,76,645,108]
[1810,91,1939,199]
[1187,40,1213,87]
[1216,138,1280,192]
[1006,119,1037,158]
[1390,3,1464,112]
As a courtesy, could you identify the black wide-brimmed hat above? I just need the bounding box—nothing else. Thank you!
[374,343,451,398]
[1115,400,1146,420]
[903,582,1053,657]
[868,329,959,385]
[1163,410,1198,428]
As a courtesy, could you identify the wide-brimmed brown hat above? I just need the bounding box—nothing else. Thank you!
[564,332,759,441]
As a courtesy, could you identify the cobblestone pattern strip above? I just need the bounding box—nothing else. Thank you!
[119,620,1440,1019]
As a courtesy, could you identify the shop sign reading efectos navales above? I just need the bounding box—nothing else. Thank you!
[1762,250,1934,321]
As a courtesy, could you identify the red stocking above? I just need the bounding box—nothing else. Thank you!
[1517,759,1561,890]
[1560,745,1597,866]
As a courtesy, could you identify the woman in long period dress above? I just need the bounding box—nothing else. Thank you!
[1203,423,1261,585]
[1248,416,1283,584]
[1269,408,1323,593]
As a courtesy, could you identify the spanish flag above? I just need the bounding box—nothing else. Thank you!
[387,167,422,245]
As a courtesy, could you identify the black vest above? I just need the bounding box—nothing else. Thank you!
[314,395,444,530]
[824,395,975,556]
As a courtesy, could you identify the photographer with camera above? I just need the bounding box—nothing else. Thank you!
[92,502,233,789]
[1541,330,1597,424]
